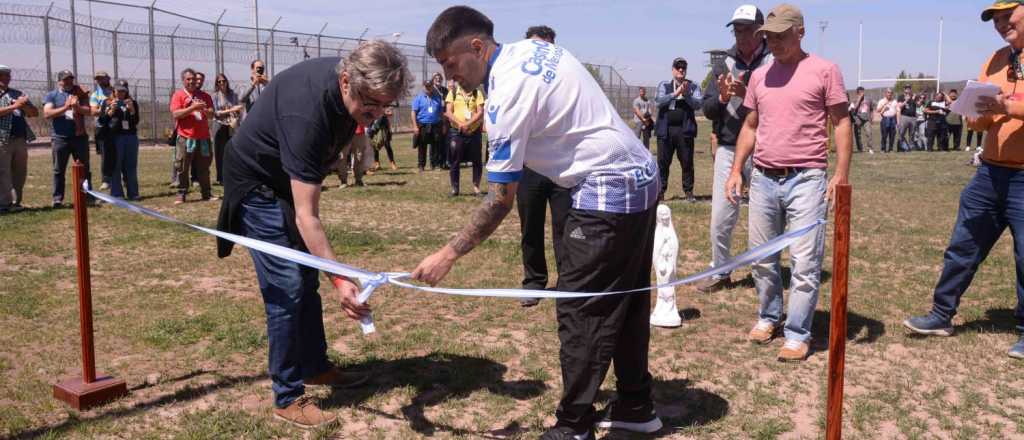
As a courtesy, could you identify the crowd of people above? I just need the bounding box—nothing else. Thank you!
[848,84,985,154]
[2,1,1022,439]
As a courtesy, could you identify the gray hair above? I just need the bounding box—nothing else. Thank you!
[336,40,413,101]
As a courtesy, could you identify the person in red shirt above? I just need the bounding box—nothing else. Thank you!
[170,67,216,204]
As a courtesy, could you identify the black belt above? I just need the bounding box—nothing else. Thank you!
[755,165,805,177]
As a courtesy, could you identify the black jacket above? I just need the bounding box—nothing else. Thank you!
[702,42,772,146]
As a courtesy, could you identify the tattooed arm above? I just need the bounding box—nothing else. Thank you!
[411,181,518,285]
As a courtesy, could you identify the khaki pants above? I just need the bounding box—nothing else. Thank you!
[0,137,29,206]
[334,134,373,184]
[175,135,213,198]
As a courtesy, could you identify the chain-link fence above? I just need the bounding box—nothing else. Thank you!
[1,1,652,141]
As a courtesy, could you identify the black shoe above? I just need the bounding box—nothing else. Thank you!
[519,297,540,307]
[685,192,696,203]
[449,190,459,197]
[596,403,662,433]
[539,426,593,440]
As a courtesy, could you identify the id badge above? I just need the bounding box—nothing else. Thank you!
[193,111,202,121]
[463,109,472,120]
[64,109,74,120]
[121,120,130,130]
[427,106,434,114]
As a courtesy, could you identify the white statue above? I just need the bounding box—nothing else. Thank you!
[650,204,682,327]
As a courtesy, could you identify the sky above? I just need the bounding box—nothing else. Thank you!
[4,0,1001,88]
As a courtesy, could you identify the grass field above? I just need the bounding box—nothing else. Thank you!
[1,123,1022,440]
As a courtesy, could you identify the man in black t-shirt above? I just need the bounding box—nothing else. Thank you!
[897,85,918,152]
[216,41,411,429]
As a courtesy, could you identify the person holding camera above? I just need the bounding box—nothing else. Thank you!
[213,73,243,185]
[170,68,216,204]
[241,59,268,118]
[699,4,772,293]
[632,87,653,149]
[98,81,140,200]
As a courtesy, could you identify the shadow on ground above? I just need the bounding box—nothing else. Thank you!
[957,308,1021,334]
[809,308,887,353]
[598,378,729,439]
[11,369,264,440]
[324,352,546,437]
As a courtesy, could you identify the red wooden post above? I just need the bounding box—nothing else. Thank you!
[53,161,128,410]
[826,184,852,440]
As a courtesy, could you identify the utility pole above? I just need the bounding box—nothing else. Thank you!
[253,0,260,60]
[70,0,78,77]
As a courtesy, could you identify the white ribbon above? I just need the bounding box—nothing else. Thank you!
[83,183,824,334]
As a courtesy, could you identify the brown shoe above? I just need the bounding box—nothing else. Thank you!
[272,395,337,429]
[389,161,398,170]
[174,195,185,205]
[305,367,370,389]
[696,276,730,293]
[748,320,776,344]
[778,339,809,362]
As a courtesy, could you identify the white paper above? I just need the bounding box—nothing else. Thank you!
[64,109,74,120]
[951,80,1002,118]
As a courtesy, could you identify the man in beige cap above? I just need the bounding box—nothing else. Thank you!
[725,3,852,362]
[0,65,38,212]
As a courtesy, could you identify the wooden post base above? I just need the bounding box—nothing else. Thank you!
[53,374,128,410]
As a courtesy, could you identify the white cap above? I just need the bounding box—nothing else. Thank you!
[727,4,764,27]
[0,65,10,74]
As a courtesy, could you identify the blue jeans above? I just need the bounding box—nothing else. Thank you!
[930,163,1024,332]
[110,133,139,199]
[748,167,827,342]
[240,191,330,408]
[709,144,751,279]
[880,116,897,152]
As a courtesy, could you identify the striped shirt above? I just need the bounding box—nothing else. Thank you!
[484,39,658,214]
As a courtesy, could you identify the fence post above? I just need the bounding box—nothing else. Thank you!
[43,3,54,90]
[112,19,122,80]
[169,25,178,92]
[69,0,78,77]
[213,9,225,79]
[269,28,275,75]
[148,1,157,142]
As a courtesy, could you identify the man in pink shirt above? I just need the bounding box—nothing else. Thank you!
[170,67,216,204]
[725,3,852,362]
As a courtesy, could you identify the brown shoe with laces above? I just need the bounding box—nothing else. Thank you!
[272,395,337,429]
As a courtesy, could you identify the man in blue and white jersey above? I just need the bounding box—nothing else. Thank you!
[412,6,662,440]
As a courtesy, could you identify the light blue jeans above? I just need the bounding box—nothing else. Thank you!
[748,167,827,342]
[710,144,752,280]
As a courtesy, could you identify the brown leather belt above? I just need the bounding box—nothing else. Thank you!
[755,165,805,177]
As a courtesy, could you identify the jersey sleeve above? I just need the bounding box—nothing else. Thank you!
[484,79,538,184]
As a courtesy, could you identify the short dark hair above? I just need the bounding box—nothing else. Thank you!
[525,25,556,43]
[426,6,494,57]
[949,89,958,93]
[856,86,865,92]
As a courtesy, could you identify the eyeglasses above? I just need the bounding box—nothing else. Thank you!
[355,89,385,111]
[216,80,226,84]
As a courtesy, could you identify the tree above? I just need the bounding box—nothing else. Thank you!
[585,63,604,87]
[701,70,715,92]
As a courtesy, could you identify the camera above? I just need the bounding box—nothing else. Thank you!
[256,66,265,75]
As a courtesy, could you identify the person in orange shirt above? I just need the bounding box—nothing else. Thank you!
[904,0,1024,360]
